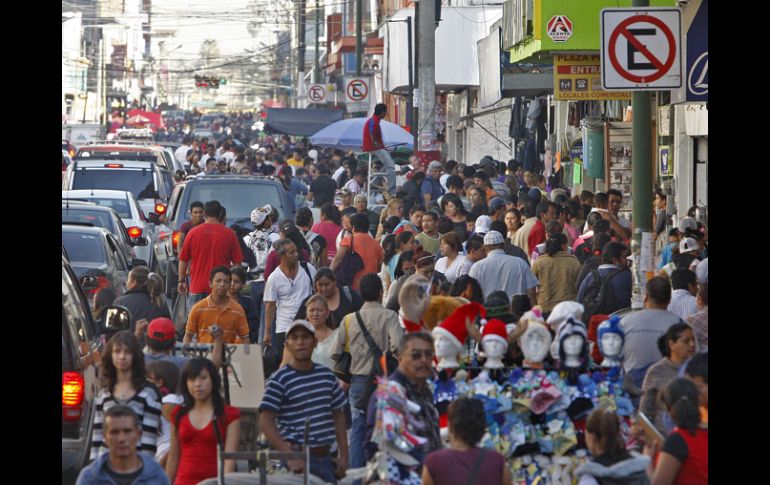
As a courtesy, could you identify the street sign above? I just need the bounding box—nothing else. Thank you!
[554,54,631,100]
[601,8,682,90]
[307,84,326,104]
[345,78,369,103]
[547,15,573,43]
[685,0,708,101]
[659,145,673,177]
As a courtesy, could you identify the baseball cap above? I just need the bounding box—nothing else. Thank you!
[528,188,542,202]
[147,318,176,343]
[428,161,443,171]
[286,319,315,336]
[483,230,505,246]
[250,204,272,225]
[475,215,492,235]
[489,197,506,211]
[679,237,699,254]
[679,216,697,233]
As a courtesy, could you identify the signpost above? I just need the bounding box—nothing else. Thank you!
[306,84,326,104]
[601,8,682,90]
[344,77,370,113]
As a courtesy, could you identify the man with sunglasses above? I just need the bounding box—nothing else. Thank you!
[363,332,441,465]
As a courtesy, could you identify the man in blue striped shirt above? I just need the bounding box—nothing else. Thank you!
[259,319,348,483]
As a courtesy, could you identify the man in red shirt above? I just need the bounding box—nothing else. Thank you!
[527,200,558,256]
[362,103,396,194]
[177,200,243,308]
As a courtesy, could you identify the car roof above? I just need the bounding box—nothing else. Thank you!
[63,189,132,199]
[72,159,160,169]
[182,175,280,184]
[62,202,119,214]
[61,224,112,236]
[80,144,159,153]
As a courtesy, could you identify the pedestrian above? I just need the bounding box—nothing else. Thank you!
[621,277,683,391]
[469,230,538,300]
[487,196,508,223]
[90,331,162,461]
[434,232,467,283]
[93,287,118,335]
[312,203,343,264]
[293,267,364,328]
[177,200,243,308]
[505,208,523,242]
[77,406,169,485]
[384,250,418,311]
[473,170,497,201]
[259,320,349,483]
[146,359,182,467]
[562,199,583,247]
[353,194,380,236]
[640,323,696,435]
[394,204,426,235]
[511,194,540,256]
[376,198,407,239]
[362,103,396,194]
[228,266,259,343]
[183,266,251,344]
[456,235,485,278]
[527,200,559,259]
[263,221,313,281]
[302,294,338,369]
[331,213,384,291]
[687,283,708,351]
[490,220,531,264]
[263,238,316,351]
[307,164,338,207]
[415,210,442,256]
[176,201,204,252]
[276,165,308,216]
[441,193,469,242]
[422,397,512,485]
[143,317,222,372]
[166,359,241,485]
[577,241,633,320]
[530,219,565,264]
[574,408,650,485]
[468,186,488,216]
[342,167,368,195]
[645,378,708,485]
[442,175,471,211]
[421,161,445,207]
[364,332,441,464]
[531,233,582,316]
[667,269,699,321]
[332,273,403,472]
[605,188,632,240]
[576,233,612,289]
[660,237,702,277]
[114,266,170,336]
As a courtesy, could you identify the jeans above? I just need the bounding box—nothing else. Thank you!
[249,280,265,343]
[627,364,652,408]
[283,455,337,484]
[348,374,370,470]
[186,292,208,313]
[371,149,396,194]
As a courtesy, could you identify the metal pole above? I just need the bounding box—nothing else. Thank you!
[631,0,653,306]
[406,16,417,150]
[417,0,436,154]
[356,0,363,76]
[298,0,307,108]
[413,2,420,147]
[314,0,321,82]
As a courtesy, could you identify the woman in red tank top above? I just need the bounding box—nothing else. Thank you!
[165,358,241,485]
[648,378,708,485]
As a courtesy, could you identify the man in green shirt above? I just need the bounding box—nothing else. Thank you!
[415,211,441,255]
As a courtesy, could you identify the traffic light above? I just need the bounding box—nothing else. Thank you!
[194,75,220,88]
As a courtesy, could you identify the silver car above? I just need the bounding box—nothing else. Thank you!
[62,189,156,269]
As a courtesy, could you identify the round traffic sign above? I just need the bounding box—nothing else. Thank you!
[308,85,326,102]
[346,79,368,102]
[607,15,677,84]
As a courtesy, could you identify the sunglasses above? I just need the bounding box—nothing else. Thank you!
[409,349,434,361]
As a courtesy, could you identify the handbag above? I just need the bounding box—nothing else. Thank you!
[171,293,188,342]
[334,233,364,287]
[353,311,398,410]
[332,315,353,383]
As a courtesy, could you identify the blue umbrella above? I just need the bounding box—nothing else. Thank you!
[310,117,414,151]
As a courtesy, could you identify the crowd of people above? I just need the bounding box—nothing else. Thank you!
[76,109,708,485]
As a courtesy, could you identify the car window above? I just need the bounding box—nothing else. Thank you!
[182,182,287,223]
[75,197,131,218]
[114,217,131,244]
[72,168,160,200]
[160,170,174,198]
[62,260,95,345]
[106,234,129,270]
[62,208,116,233]
[62,233,107,263]
[168,184,185,221]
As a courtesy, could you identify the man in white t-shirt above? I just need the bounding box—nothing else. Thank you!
[174,135,193,168]
[344,167,367,194]
[263,239,316,352]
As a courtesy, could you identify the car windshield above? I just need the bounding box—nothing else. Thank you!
[182,183,287,223]
[72,169,159,200]
[61,233,106,264]
[62,208,117,233]
[66,197,131,218]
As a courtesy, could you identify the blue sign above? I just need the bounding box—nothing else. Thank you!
[686,0,708,102]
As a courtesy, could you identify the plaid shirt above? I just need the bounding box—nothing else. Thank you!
[687,308,708,351]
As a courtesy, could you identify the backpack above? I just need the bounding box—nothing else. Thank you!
[582,269,623,323]
[303,230,325,269]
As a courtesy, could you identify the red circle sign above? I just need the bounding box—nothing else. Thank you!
[308,85,325,102]
[607,15,676,84]
[346,80,368,101]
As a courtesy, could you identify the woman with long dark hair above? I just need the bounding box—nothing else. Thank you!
[113,266,170,334]
[441,193,469,242]
[293,267,364,329]
[531,232,582,315]
[263,220,312,281]
[166,358,241,485]
[312,203,342,264]
[90,331,162,460]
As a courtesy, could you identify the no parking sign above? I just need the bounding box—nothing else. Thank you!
[601,8,682,90]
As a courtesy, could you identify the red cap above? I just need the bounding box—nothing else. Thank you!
[432,302,486,349]
[481,319,508,346]
[147,318,176,343]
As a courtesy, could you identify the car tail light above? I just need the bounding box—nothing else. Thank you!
[155,202,167,215]
[68,149,76,158]
[104,163,124,168]
[63,372,85,421]
[172,230,181,250]
[127,226,143,238]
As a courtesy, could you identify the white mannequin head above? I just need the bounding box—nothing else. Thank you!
[557,317,589,371]
[561,334,586,368]
[433,332,462,370]
[597,316,624,368]
[520,321,551,365]
[481,338,508,369]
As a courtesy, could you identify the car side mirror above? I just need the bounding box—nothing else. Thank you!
[103,305,131,332]
[131,236,148,247]
[148,212,161,224]
[131,258,148,268]
[79,275,99,292]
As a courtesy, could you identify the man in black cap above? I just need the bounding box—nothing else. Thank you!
[488,197,508,222]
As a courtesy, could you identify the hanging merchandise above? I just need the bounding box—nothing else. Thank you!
[526,97,543,131]
[581,126,590,174]
[524,136,538,172]
[586,127,605,180]
[510,96,527,140]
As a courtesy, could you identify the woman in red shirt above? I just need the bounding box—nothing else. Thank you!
[647,378,708,485]
[166,358,241,485]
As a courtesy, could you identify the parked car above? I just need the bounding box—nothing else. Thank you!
[152,175,292,297]
[61,225,132,307]
[63,190,155,268]
[62,159,172,219]
[75,143,179,176]
[61,201,141,265]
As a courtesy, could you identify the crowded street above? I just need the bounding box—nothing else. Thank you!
[63,0,707,484]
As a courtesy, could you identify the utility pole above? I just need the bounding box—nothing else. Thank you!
[405,16,416,151]
[298,0,307,108]
[413,1,419,150]
[417,0,436,155]
[630,0,653,307]
[314,0,321,83]
[355,0,363,76]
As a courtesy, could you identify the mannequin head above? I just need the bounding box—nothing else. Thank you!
[557,318,589,370]
[481,319,508,369]
[519,320,551,366]
[597,316,624,367]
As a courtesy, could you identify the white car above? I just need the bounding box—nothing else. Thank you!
[62,189,157,269]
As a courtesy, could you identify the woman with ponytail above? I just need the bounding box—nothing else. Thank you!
[531,232,582,316]
[114,265,171,335]
[646,378,708,485]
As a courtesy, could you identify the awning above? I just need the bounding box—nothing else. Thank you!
[264,108,344,137]
[501,68,554,98]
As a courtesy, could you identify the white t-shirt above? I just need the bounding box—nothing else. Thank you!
[440,173,450,191]
[344,178,362,194]
[174,144,191,165]
[434,255,467,283]
[333,166,346,184]
[156,393,183,461]
[264,263,317,333]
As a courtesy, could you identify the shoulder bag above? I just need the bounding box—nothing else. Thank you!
[332,315,353,384]
[334,233,364,287]
[353,311,398,410]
